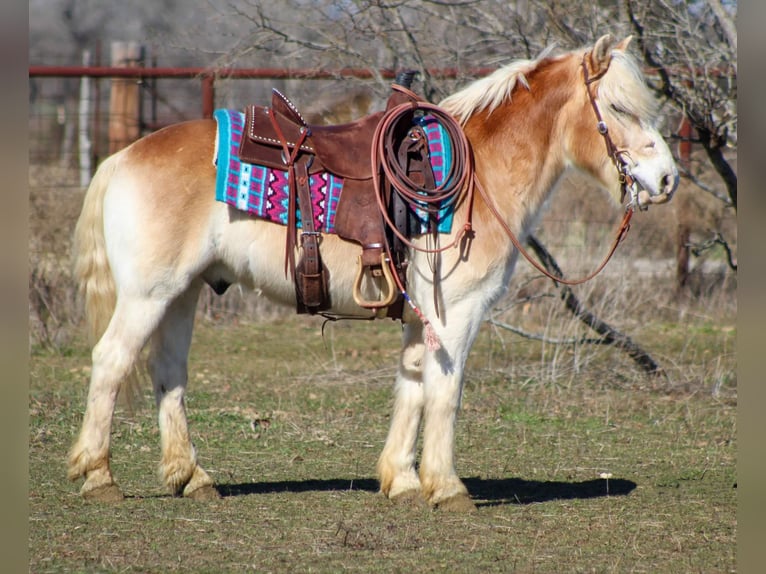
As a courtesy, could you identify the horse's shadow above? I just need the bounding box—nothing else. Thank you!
[217,476,636,506]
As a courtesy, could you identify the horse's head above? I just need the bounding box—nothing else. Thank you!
[573,34,678,209]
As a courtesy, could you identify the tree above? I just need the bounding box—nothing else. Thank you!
[623,0,737,285]
[625,0,736,210]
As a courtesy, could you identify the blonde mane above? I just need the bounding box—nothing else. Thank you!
[440,44,658,127]
[439,46,556,124]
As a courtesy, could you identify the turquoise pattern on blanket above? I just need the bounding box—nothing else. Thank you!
[214,108,454,234]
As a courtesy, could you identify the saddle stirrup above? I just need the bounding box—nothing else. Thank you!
[352,253,398,310]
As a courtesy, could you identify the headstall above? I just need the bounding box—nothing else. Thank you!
[581,53,642,210]
[473,50,638,287]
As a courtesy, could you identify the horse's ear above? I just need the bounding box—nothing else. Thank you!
[590,34,615,70]
[614,36,633,52]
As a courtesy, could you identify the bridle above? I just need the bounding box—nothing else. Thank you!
[581,54,641,208]
[472,50,638,287]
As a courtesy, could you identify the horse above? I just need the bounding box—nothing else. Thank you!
[67,34,678,510]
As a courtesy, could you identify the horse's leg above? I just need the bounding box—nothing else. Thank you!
[377,322,426,504]
[418,304,486,512]
[148,283,218,500]
[68,296,168,501]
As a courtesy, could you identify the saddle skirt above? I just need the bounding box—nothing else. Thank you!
[213,108,455,234]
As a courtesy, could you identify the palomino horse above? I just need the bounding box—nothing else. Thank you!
[68,35,677,510]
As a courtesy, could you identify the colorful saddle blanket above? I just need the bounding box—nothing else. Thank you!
[213,108,454,234]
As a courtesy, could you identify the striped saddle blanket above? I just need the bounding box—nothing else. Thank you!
[213,108,454,234]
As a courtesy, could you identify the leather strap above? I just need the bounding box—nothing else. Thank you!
[294,160,326,310]
[268,107,309,278]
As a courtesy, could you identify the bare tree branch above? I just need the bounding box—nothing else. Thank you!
[689,231,737,271]
[525,235,665,377]
[624,0,737,213]
[708,0,737,55]
[487,317,610,346]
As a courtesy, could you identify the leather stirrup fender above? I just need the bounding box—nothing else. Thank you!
[352,253,398,309]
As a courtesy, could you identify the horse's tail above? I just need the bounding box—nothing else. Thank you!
[73,154,119,346]
[73,152,146,408]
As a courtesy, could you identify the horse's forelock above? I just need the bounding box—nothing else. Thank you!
[598,51,659,126]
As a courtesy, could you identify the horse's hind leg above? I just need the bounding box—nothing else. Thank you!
[148,283,218,499]
[377,322,426,504]
[68,296,168,500]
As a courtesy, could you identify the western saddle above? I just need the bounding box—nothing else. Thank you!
[237,82,451,318]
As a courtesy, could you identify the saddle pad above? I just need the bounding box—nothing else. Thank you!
[214,108,341,232]
[213,109,454,234]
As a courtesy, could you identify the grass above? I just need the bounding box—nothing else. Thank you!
[29,307,736,573]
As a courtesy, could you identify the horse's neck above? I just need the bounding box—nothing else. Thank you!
[467,113,569,241]
[466,58,581,238]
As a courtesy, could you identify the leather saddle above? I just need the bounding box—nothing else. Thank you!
[238,86,436,317]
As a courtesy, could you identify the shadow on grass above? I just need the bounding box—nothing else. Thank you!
[216,476,636,506]
[217,478,379,497]
[464,476,636,507]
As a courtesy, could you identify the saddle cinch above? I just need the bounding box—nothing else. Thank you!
[238,84,437,317]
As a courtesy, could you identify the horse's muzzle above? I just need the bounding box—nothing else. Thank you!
[637,170,678,207]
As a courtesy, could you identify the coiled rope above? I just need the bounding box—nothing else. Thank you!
[371,98,474,254]
[370,92,475,350]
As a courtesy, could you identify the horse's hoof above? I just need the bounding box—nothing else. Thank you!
[82,483,124,502]
[434,493,476,513]
[389,489,427,508]
[185,484,221,501]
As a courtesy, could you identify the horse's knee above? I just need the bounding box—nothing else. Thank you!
[399,340,425,380]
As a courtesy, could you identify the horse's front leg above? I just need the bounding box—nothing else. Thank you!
[377,322,426,504]
[149,285,218,499]
[418,306,485,512]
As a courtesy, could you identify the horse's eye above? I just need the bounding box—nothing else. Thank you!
[610,104,631,119]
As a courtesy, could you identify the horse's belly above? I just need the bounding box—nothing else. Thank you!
[212,212,381,317]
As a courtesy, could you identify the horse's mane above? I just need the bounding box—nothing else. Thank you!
[439,46,556,125]
[440,44,658,127]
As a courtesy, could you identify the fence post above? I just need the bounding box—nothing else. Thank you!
[201,74,215,119]
[676,115,694,291]
[78,50,92,187]
[108,41,144,153]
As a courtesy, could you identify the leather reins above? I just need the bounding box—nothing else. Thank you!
[471,51,637,286]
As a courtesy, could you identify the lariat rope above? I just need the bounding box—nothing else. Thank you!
[371,97,475,255]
